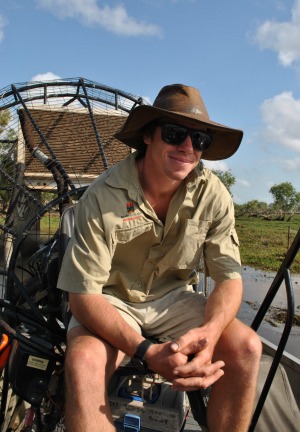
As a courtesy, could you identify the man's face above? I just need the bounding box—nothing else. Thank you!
[143,124,202,182]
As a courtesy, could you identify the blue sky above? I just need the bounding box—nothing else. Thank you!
[0,0,300,204]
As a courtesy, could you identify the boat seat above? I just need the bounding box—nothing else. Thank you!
[255,354,300,431]
[58,204,76,329]
[59,205,75,265]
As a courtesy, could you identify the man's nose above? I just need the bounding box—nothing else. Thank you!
[179,134,194,151]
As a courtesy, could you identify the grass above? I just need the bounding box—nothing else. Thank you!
[40,214,60,234]
[236,214,300,274]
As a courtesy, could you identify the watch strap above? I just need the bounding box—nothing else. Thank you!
[133,339,154,368]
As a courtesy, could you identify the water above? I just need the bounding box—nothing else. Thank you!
[239,266,300,358]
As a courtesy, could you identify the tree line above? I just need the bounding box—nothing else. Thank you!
[212,169,300,221]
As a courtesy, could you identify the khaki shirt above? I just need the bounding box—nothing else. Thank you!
[58,152,241,302]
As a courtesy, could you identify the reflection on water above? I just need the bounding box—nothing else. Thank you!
[239,266,300,359]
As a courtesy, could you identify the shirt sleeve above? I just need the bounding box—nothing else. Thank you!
[57,198,112,294]
[203,193,241,282]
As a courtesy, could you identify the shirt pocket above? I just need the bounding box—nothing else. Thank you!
[111,220,157,275]
[163,219,211,270]
[112,221,154,244]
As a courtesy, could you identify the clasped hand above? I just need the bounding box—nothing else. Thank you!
[145,328,225,391]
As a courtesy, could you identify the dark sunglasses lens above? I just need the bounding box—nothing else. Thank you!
[161,124,212,151]
[161,124,187,145]
[192,132,212,151]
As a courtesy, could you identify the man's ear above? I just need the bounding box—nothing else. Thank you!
[143,133,151,145]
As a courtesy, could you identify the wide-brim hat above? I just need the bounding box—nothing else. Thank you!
[115,84,243,160]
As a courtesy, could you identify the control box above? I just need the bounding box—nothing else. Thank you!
[109,375,189,432]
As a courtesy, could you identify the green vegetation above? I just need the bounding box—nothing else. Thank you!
[236,214,300,273]
[40,213,60,235]
[269,182,300,218]
[212,173,300,273]
[212,169,235,196]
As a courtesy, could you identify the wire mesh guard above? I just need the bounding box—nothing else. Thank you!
[0,77,147,310]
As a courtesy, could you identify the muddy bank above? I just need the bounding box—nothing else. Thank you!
[245,301,300,327]
[238,266,300,358]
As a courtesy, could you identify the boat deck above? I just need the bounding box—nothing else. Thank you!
[183,414,204,431]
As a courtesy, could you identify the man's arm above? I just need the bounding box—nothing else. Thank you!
[69,292,144,357]
[203,277,243,343]
[166,278,243,390]
[69,292,189,381]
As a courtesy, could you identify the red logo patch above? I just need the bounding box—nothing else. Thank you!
[126,201,135,214]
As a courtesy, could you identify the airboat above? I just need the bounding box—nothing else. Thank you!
[0,78,299,431]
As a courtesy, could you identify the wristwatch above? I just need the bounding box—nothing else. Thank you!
[132,339,154,370]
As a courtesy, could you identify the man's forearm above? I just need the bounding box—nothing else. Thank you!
[69,292,144,357]
[204,278,243,341]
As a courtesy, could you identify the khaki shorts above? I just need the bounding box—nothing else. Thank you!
[68,286,207,341]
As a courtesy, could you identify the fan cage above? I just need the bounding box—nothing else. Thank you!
[0,77,147,300]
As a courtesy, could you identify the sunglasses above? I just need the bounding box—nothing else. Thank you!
[160,123,212,152]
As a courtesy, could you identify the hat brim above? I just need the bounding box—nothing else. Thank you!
[116,105,243,161]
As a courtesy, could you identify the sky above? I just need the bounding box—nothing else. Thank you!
[0,0,300,204]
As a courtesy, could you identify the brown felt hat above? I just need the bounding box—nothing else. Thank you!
[116,84,243,160]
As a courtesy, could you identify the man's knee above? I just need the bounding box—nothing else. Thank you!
[215,320,262,366]
[244,328,262,358]
[65,341,100,377]
[65,327,119,381]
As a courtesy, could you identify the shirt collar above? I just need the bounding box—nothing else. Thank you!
[104,152,141,199]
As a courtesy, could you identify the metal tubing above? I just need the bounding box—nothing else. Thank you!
[79,78,108,170]
[249,269,295,431]
[251,228,300,331]
[11,85,75,192]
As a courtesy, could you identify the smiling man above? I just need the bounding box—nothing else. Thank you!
[58,84,262,432]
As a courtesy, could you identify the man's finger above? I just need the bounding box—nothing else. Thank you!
[170,337,207,353]
[172,368,225,391]
[173,360,225,378]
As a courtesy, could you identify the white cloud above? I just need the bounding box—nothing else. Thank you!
[254,0,300,66]
[0,15,7,43]
[31,72,61,81]
[35,0,162,37]
[260,91,300,152]
[237,178,250,187]
[203,160,229,171]
[282,156,300,171]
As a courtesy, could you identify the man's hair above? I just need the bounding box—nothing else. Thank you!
[136,120,158,158]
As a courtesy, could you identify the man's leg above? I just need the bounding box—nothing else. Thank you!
[207,319,262,432]
[64,325,125,432]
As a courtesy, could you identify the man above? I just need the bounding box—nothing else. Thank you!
[58,84,262,432]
